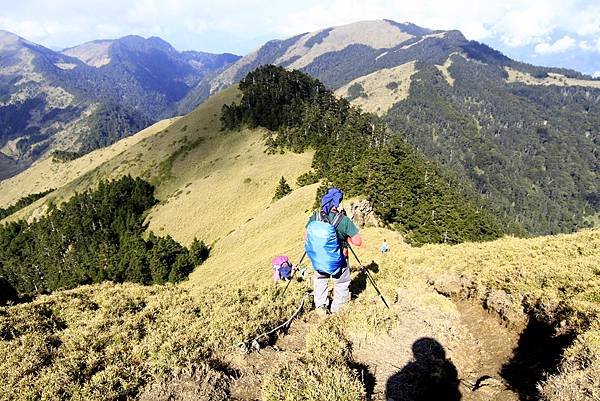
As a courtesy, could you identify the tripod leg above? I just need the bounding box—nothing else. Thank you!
[349,245,390,309]
[364,269,390,309]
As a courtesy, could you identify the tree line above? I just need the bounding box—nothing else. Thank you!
[222,65,504,245]
[0,189,54,221]
[0,176,209,305]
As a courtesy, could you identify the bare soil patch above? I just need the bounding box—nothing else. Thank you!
[228,312,315,401]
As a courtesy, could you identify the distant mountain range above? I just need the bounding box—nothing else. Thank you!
[0,30,239,179]
[182,19,599,236]
[1,19,598,236]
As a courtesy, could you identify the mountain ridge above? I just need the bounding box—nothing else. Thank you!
[0,31,240,180]
[177,19,599,236]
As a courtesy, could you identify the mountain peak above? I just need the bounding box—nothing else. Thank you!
[0,30,30,51]
[63,40,114,67]
[63,35,178,67]
[383,20,434,36]
[116,35,175,53]
[270,19,422,71]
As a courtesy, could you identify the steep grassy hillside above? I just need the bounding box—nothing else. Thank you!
[2,203,598,400]
[1,87,311,228]
[0,118,178,210]
[1,81,598,400]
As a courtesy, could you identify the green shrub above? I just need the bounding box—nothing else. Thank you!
[347,83,367,101]
[51,150,82,162]
[296,171,319,187]
[189,238,210,265]
[273,176,292,200]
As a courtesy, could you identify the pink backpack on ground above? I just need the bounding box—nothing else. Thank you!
[272,255,293,282]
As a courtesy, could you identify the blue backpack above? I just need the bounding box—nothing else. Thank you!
[305,211,345,276]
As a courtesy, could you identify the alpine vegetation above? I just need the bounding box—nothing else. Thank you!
[0,176,208,303]
[272,176,293,200]
[222,65,504,245]
[0,189,55,220]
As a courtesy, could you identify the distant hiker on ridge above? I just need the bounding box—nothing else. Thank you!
[305,188,363,316]
[380,239,389,254]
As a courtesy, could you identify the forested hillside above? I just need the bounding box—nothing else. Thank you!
[222,65,505,245]
[0,176,208,304]
[192,19,599,237]
[385,56,600,235]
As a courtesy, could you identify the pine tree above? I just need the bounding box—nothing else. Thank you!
[273,177,292,200]
[190,238,210,265]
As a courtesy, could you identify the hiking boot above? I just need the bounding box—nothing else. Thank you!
[315,305,329,318]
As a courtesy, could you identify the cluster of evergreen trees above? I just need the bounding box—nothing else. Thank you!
[222,65,504,245]
[0,189,54,220]
[273,177,293,200]
[0,176,209,304]
[385,60,600,235]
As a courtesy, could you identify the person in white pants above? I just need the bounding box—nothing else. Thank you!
[306,189,363,314]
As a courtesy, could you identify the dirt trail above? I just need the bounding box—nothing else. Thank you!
[227,313,315,401]
[351,280,520,401]
[227,276,524,401]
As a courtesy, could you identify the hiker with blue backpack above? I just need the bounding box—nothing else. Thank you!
[305,188,363,316]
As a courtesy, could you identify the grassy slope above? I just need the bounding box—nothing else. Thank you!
[356,226,600,400]
[0,85,598,400]
[0,118,179,210]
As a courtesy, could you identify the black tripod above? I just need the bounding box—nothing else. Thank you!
[348,245,390,309]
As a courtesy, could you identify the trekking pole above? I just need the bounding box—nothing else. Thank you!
[347,245,390,309]
[277,251,306,300]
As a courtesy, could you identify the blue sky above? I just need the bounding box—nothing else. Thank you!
[2,0,600,75]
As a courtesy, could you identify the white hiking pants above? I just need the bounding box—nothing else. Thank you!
[313,265,351,313]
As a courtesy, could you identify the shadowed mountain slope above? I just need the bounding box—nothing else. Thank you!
[0,30,239,179]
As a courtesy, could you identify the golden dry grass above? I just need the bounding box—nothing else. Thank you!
[335,61,417,116]
[435,52,459,86]
[185,183,317,290]
[0,117,178,211]
[275,20,414,70]
[145,131,313,246]
[505,67,600,89]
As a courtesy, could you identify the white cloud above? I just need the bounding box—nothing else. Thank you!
[270,0,599,51]
[492,1,558,47]
[579,38,600,53]
[534,36,576,54]
[579,41,592,51]
[566,4,600,36]
[594,71,600,78]
[1,0,600,61]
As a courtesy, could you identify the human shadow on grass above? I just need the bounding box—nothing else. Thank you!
[349,261,379,299]
[385,337,461,401]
